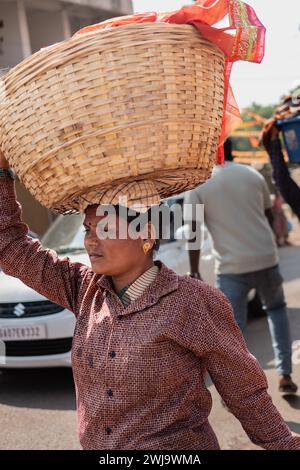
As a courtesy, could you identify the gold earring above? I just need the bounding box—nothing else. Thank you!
[143,242,151,254]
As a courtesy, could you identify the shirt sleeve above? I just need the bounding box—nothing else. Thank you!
[0,176,93,315]
[180,282,300,450]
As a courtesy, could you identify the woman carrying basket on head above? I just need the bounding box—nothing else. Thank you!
[1,0,300,451]
[1,149,300,450]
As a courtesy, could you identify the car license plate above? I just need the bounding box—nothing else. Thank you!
[0,325,47,341]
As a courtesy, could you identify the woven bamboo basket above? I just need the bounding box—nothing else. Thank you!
[0,23,225,213]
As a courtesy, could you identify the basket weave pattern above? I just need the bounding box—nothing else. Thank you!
[0,23,225,213]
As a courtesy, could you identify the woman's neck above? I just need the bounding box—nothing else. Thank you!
[112,259,155,293]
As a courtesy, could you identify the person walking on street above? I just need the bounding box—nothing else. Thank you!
[271,190,290,247]
[185,139,297,395]
[262,118,300,223]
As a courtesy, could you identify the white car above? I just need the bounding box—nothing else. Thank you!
[0,198,215,369]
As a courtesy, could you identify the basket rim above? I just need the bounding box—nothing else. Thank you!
[2,22,225,96]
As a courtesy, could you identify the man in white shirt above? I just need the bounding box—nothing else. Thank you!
[185,139,297,394]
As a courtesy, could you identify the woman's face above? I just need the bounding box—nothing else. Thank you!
[83,205,152,276]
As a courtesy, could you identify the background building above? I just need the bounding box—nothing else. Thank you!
[0,0,133,234]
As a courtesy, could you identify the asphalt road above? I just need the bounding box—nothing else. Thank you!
[1,224,300,450]
[0,367,79,450]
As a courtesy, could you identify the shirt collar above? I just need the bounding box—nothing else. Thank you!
[121,265,159,306]
[97,261,179,316]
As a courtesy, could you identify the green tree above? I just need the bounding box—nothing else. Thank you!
[244,102,276,119]
[231,103,276,152]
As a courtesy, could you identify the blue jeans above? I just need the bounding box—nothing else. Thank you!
[216,265,292,376]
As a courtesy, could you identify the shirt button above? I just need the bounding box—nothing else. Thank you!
[107,389,114,397]
[106,427,113,435]
[109,351,116,358]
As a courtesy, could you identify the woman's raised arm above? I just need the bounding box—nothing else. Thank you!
[0,150,93,316]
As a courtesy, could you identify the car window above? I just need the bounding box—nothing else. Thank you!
[41,214,85,253]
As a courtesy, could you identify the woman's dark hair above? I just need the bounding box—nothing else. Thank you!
[114,204,164,253]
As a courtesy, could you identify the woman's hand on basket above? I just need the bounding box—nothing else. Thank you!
[0,149,10,169]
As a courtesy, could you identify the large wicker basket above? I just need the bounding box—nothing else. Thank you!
[0,23,225,213]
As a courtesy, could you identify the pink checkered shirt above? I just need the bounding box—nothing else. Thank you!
[1,175,300,450]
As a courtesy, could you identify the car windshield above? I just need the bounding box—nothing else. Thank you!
[41,214,85,254]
